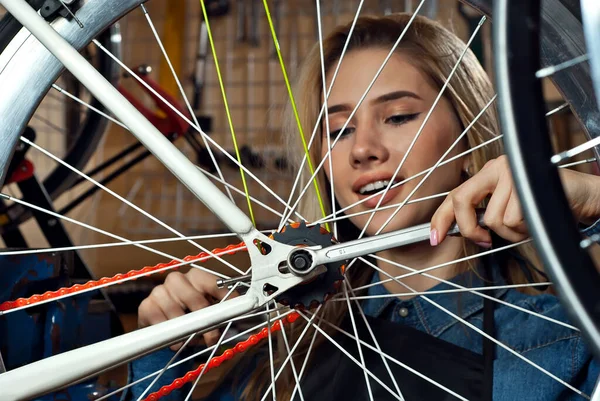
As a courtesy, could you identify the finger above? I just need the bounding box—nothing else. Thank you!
[453,193,491,244]
[204,329,223,347]
[164,271,211,312]
[503,188,527,232]
[187,268,240,301]
[482,173,513,244]
[430,196,457,245]
[151,285,189,351]
[433,166,497,244]
[499,188,529,242]
[138,297,168,328]
[184,270,238,346]
[452,163,503,244]
[151,285,186,321]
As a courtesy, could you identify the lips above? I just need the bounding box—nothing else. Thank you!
[352,173,404,209]
[359,185,402,208]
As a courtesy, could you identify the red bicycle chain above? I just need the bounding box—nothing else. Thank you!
[143,223,335,400]
[1,230,312,400]
[0,242,246,312]
[143,312,301,401]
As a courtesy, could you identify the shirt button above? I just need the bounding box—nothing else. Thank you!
[398,307,409,317]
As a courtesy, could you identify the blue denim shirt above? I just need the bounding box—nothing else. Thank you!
[126,259,599,401]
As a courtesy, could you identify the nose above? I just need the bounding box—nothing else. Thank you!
[349,125,390,168]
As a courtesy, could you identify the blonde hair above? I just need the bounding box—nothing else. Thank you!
[239,13,542,400]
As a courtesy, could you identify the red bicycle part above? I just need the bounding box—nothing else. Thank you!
[143,312,301,401]
[118,67,190,139]
[0,242,246,312]
[5,159,35,185]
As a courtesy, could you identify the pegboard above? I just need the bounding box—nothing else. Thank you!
[109,0,449,236]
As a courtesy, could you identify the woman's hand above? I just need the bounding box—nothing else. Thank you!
[138,269,237,350]
[430,155,600,247]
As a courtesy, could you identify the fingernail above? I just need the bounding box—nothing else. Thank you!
[475,241,492,249]
[430,229,439,246]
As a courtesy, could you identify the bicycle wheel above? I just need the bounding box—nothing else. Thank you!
[0,2,120,233]
[0,0,598,400]
[494,0,600,361]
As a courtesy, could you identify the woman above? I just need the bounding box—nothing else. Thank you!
[128,13,600,401]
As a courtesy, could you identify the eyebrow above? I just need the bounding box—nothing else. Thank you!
[327,90,421,115]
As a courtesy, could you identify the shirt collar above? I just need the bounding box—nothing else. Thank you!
[362,261,509,337]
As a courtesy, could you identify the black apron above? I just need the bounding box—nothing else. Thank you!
[295,269,497,401]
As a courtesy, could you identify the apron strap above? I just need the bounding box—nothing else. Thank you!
[482,254,497,401]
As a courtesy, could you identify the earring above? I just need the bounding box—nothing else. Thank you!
[464,165,473,177]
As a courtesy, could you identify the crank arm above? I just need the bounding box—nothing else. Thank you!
[310,211,485,267]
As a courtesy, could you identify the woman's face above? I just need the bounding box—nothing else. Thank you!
[321,49,466,235]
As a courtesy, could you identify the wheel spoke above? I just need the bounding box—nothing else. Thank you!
[263,0,329,226]
[535,53,590,79]
[278,0,365,231]
[274,307,305,401]
[552,135,600,165]
[315,0,337,238]
[317,129,584,226]
[558,157,597,169]
[51,83,128,129]
[302,310,469,401]
[21,136,243,275]
[139,283,241,401]
[32,114,65,134]
[200,0,256,223]
[289,322,319,401]
[259,305,324,401]
[198,165,294,223]
[314,135,504,225]
[345,278,405,400]
[280,1,428,227]
[184,319,234,401]
[363,254,579,331]
[298,310,448,401]
[52,79,296,223]
[372,94,496,236]
[354,239,531,292]
[545,102,569,117]
[344,281,377,401]
[266,302,277,401]
[356,258,588,397]
[91,38,302,219]
[56,0,83,27]
[140,3,236,204]
[318,191,449,226]
[0,232,238,255]
[0,192,235,312]
[97,306,294,401]
[419,297,588,397]
[359,16,487,239]
[334,281,552,300]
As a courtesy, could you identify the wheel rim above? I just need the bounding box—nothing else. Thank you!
[0,1,596,398]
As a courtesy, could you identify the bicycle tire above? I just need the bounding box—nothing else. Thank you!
[0,0,597,398]
[460,0,600,168]
[0,1,120,232]
[494,0,600,360]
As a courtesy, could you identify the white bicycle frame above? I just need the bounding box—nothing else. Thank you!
[0,0,461,399]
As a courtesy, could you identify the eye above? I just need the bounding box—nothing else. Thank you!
[385,112,420,125]
[328,126,355,139]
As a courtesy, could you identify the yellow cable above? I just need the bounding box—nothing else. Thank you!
[200,0,256,226]
[262,0,330,231]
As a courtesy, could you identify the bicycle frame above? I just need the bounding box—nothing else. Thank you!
[0,0,266,398]
[2,0,255,239]
[0,0,459,399]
